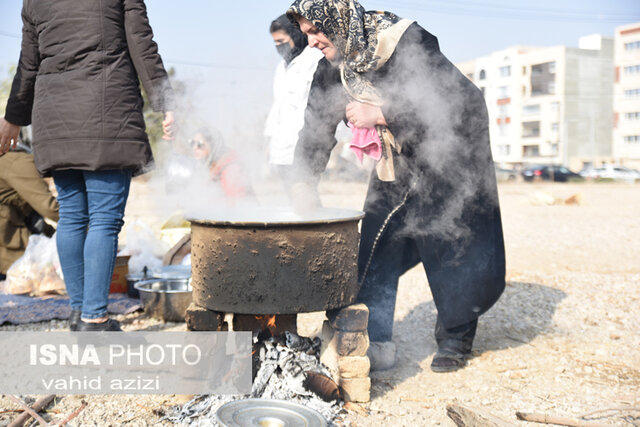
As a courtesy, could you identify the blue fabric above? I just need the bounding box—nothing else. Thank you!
[52,169,132,319]
[0,293,142,325]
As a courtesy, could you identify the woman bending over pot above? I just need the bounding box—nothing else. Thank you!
[287,0,505,372]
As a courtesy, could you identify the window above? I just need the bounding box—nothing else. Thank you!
[551,123,559,132]
[550,143,559,154]
[531,62,556,96]
[624,112,640,120]
[499,66,511,77]
[499,124,510,137]
[624,65,640,74]
[523,145,540,157]
[522,66,527,75]
[479,69,486,80]
[498,105,509,118]
[523,105,540,115]
[548,81,556,94]
[550,102,560,113]
[498,86,510,99]
[522,121,540,138]
[497,144,511,155]
[625,88,640,97]
[625,41,640,50]
[624,135,640,143]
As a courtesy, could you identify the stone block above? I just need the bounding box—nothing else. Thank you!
[334,330,369,357]
[338,356,370,378]
[185,303,226,331]
[321,319,335,341]
[339,377,371,402]
[327,304,369,332]
[320,321,339,379]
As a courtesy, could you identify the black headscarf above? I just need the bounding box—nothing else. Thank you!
[270,14,308,64]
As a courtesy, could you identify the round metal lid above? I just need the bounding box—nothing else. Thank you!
[216,399,327,427]
[189,207,365,227]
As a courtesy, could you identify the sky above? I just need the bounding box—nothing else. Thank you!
[0,0,639,135]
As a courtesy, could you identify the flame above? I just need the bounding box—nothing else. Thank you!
[255,315,277,334]
[266,315,276,329]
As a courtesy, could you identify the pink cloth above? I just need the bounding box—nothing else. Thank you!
[348,122,382,163]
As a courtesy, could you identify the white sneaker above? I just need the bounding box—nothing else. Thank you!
[367,341,396,371]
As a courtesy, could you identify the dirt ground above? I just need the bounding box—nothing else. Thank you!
[1,179,639,426]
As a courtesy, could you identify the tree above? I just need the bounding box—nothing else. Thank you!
[142,67,184,150]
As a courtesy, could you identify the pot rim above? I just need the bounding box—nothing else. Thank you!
[188,207,365,227]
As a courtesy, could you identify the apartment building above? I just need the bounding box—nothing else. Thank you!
[613,22,640,168]
[457,35,614,171]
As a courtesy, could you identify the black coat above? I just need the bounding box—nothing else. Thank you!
[4,0,173,176]
[295,23,505,330]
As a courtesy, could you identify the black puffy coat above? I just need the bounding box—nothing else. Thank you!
[4,0,173,176]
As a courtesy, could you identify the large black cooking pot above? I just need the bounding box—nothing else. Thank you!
[189,208,364,314]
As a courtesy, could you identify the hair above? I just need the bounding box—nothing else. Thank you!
[270,18,286,34]
[268,14,308,56]
[195,127,223,149]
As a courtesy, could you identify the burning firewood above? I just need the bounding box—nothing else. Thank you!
[303,371,341,402]
[168,331,344,424]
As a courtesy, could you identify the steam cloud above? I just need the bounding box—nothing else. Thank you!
[144,15,497,247]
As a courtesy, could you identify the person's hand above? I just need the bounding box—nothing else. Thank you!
[162,111,175,140]
[291,182,321,214]
[346,101,387,129]
[0,118,21,155]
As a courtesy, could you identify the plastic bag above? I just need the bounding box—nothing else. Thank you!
[5,233,66,295]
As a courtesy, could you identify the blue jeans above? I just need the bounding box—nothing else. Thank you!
[53,170,131,319]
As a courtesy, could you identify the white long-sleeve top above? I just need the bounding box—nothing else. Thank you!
[264,46,324,165]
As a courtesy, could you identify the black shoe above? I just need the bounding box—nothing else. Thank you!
[69,310,82,331]
[77,318,122,331]
[430,347,468,373]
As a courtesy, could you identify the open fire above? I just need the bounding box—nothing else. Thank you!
[167,330,346,425]
[254,315,277,336]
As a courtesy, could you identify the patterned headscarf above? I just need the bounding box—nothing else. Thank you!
[287,0,412,105]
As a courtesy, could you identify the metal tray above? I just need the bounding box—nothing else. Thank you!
[216,398,327,427]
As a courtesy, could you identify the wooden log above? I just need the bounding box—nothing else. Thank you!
[516,411,610,427]
[7,394,55,427]
[57,400,88,426]
[447,403,517,427]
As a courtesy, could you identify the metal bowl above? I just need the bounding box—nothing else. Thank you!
[134,278,193,322]
[151,265,192,279]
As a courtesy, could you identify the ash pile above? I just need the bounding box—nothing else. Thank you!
[166,331,346,426]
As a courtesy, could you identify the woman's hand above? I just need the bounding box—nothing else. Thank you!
[346,101,387,129]
[162,111,175,140]
[0,118,21,155]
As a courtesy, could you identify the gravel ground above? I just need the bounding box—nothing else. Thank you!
[1,180,639,426]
